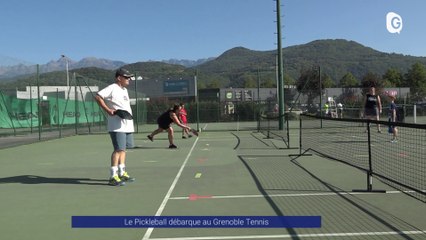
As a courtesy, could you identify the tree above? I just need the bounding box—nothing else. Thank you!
[339,72,358,87]
[382,68,403,87]
[405,62,426,101]
[360,72,384,96]
[262,79,276,88]
[284,73,295,86]
[197,81,206,89]
[244,77,257,88]
[207,79,221,88]
[322,74,335,88]
[296,67,322,111]
[337,73,359,107]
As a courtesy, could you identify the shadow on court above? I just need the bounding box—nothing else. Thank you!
[131,146,171,149]
[237,145,423,240]
[0,175,107,186]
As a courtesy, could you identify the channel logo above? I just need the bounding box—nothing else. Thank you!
[386,12,403,34]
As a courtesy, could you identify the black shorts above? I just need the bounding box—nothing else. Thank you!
[364,108,378,117]
[157,120,171,130]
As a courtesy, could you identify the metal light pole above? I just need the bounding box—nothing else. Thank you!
[276,0,285,130]
[194,72,200,132]
[134,74,143,133]
[74,72,78,134]
[319,66,322,118]
[61,55,70,87]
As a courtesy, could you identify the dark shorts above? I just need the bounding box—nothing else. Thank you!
[158,123,170,130]
[388,118,397,133]
[157,119,171,130]
[109,132,134,151]
[364,108,378,117]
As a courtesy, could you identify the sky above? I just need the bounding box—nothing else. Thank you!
[0,0,425,65]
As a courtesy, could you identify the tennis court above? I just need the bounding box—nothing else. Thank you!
[0,121,425,240]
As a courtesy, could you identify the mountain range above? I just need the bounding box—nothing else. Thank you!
[2,39,426,88]
[0,57,125,80]
[0,56,214,80]
[0,55,34,66]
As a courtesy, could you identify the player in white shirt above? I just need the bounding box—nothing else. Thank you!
[95,68,135,186]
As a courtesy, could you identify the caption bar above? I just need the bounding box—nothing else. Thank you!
[72,216,321,228]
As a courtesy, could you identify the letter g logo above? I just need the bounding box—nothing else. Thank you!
[386,12,403,34]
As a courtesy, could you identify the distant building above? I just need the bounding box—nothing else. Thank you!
[16,86,99,101]
[128,78,411,105]
[199,86,296,102]
[131,78,196,99]
[199,88,275,102]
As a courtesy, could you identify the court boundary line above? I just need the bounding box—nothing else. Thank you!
[141,137,200,240]
[168,190,417,201]
[148,230,426,240]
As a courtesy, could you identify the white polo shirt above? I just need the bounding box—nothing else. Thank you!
[97,83,134,133]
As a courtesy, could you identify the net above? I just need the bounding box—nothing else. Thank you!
[335,104,426,124]
[300,114,425,202]
[258,113,290,148]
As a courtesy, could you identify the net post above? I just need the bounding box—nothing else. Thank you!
[367,171,373,191]
[413,104,417,124]
[257,112,261,133]
[352,120,386,193]
[288,115,312,157]
[299,116,302,155]
[267,117,270,138]
[286,114,290,149]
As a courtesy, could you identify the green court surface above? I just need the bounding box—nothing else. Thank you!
[0,123,425,240]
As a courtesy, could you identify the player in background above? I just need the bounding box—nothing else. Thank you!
[337,103,343,118]
[363,86,382,133]
[179,103,192,139]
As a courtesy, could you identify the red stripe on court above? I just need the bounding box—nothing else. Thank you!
[196,158,208,163]
[188,194,213,201]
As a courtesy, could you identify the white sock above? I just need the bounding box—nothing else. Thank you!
[118,164,126,176]
[110,166,119,178]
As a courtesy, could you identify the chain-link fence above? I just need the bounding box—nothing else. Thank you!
[0,73,148,142]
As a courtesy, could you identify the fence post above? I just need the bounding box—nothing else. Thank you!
[57,88,61,138]
[74,73,78,134]
[413,104,417,124]
[37,64,41,140]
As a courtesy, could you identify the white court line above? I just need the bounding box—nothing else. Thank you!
[149,231,426,240]
[141,137,200,240]
[199,138,235,141]
[169,190,416,200]
[198,136,236,141]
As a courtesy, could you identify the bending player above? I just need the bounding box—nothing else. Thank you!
[147,104,192,149]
